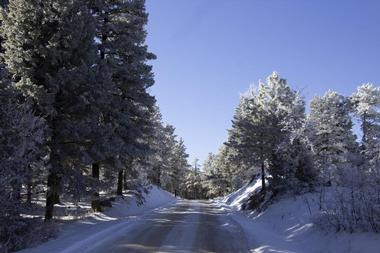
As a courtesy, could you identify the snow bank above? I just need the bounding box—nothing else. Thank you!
[106,185,176,218]
[218,180,380,253]
[17,185,176,253]
[222,179,263,209]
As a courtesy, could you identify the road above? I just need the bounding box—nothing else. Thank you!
[89,200,251,253]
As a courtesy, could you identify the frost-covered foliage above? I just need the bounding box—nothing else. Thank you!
[0,0,189,251]
[202,145,243,198]
[307,91,358,185]
[182,159,205,199]
[318,182,380,233]
[144,107,190,197]
[225,72,314,192]
[0,77,46,250]
[212,73,380,233]
[313,85,380,233]
[351,83,380,169]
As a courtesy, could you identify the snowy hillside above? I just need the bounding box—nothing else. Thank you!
[218,179,380,253]
[17,186,176,253]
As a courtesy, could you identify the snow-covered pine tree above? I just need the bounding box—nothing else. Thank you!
[308,91,358,185]
[158,124,177,191]
[202,153,218,197]
[349,83,380,232]
[271,128,315,192]
[183,159,204,199]
[351,83,380,169]
[202,144,240,197]
[170,138,190,197]
[1,0,99,220]
[91,0,156,194]
[202,152,229,197]
[262,73,312,190]
[226,72,308,192]
[0,71,45,250]
[145,108,166,187]
[139,106,190,197]
[226,84,272,192]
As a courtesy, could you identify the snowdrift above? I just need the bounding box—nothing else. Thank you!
[218,179,380,253]
[17,185,176,253]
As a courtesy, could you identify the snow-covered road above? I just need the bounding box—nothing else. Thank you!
[88,200,251,253]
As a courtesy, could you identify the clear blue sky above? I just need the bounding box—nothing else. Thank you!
[145,0,380,164]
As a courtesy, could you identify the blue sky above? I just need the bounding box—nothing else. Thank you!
[145,0,380,164]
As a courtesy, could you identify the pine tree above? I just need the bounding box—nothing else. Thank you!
[0,72,45,249]
[226,85,271,191]
[351,83,380,169]
[226,72,307,192]
[170,138,189,197]
[308,91,358,185]
[263,73,308,189]
[91,0,156,193]
[271,129,315,191]
[1,0,98,220]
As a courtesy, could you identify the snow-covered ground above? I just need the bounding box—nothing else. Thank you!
[16,182,380,253]
[217,179,380,253]
[17,186,176,253]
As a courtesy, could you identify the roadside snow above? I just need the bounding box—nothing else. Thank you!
[222,179,263,209]
[17,185,176,253]
[218,179,380,253]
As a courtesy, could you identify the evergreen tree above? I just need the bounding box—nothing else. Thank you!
[1,0,98,220]
[226,85,271,191]
[308,91,358,185]
[0,74,45,249]
[351,83,380,169]
[91,0,156,193]
[170,138,189,197]
[263,73,309,189]
[203,152,228,197]
[226,72,307,192]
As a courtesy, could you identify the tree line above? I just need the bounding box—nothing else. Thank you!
[203,72,380,232]
[0,0,192,251]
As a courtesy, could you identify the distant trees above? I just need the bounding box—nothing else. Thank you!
[202,146,237,198]
[183,159,205,199]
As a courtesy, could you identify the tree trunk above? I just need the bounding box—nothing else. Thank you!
[117,170,123,196]
[91,163,101,212]
[260,137,266,192]
[45,171,59,221]
[261,160,266,192]
[92,163,100,180]
[123,168,127,189]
